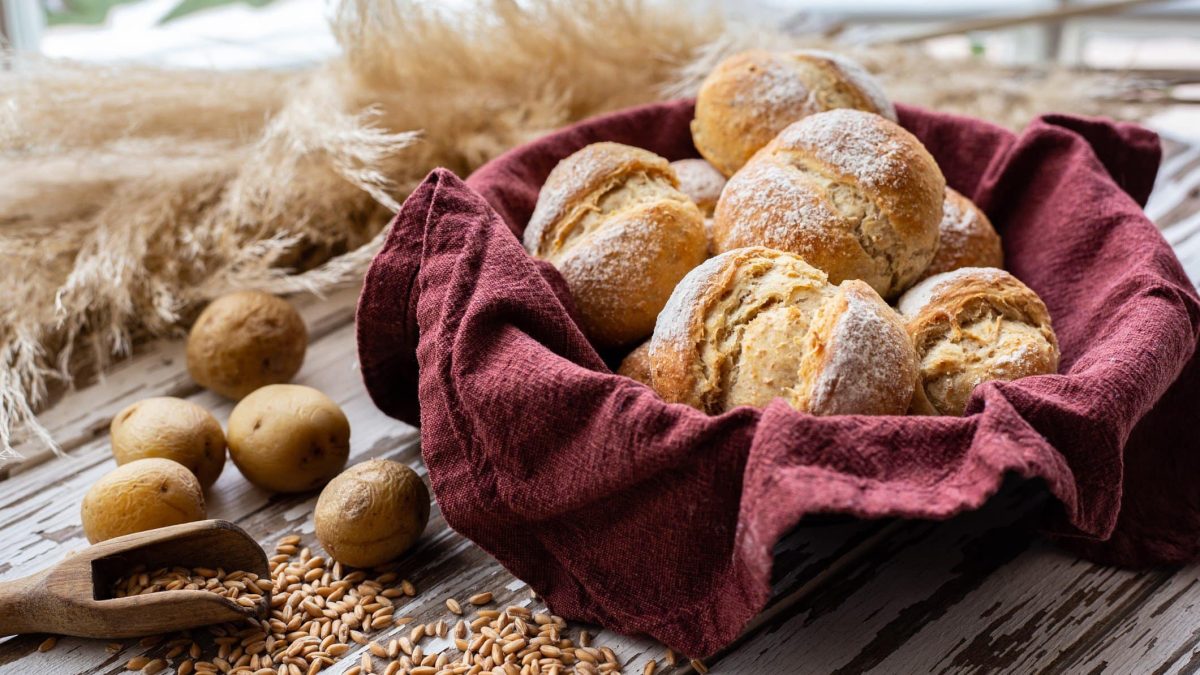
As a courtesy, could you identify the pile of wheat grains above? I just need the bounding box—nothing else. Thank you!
[105,535,634,675]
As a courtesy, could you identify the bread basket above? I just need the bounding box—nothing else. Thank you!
[356,99,1200,656]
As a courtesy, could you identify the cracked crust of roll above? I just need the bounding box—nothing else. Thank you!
[711,109,944,300]
[524,142,708,347]
[898,267,1060,416]
[650,246,917,415]
[919,187,1004,280]
[795,280,918,415]
[691,49,897,177]
[616,341,654,387]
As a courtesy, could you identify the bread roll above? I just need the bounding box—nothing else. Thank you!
[617,341,654,386]
[524,142,709,347]
[692,49,897,177]
[898,267,1059,416]
[920,187,1003,280]
[669,159,726,216]
[650,246,917,416]
[711,109,944,300]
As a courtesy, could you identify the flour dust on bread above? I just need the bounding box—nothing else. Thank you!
[898,267,1059,416]
[919,187,1003,280]
[711,109,944,300]
[669,158,727,217]
[691,49,897,177]
[649,246,917,416]
[523,142,708,348]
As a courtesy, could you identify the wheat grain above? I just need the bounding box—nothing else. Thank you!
[106,536,628,675]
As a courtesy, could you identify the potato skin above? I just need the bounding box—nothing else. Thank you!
[187,291,307,400]
[110,397,226,489]
[81,458,206,544]
[226,384,350,493]
[315,459,430,568]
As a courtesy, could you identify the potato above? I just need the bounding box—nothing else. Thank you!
[81,458,206,544]
[315,459,430,568]
[226,384,350,493]
[110,397,226,489]
[187,291,307,400]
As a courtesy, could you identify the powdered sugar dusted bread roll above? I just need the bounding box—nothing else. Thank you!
[711,109,944,300]
[920,187,1003,280]
[524,142,708,347]
[670,158,726,216]
[898,267,1059,416]
[617,341,653,386]
[692,49,897,177]
[649,246,917,416]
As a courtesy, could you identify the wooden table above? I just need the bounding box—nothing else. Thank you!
[1,134,1197,675]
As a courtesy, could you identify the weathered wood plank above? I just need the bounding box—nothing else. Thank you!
[1059,565,1200,674]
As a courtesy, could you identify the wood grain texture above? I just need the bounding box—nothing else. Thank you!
[1061,568,1200,674]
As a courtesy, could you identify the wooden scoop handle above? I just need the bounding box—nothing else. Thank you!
[0,570,53,636]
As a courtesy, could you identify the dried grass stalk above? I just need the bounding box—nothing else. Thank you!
[0,0,1156,460]
[0,0,722,458]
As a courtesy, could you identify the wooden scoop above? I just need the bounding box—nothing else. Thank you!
[0,519,270,639]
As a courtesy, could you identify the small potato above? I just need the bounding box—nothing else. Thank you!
[186,291,307,400]
[110,397,226,489]
[81,458,206,544]
[227,384,350,493]
[315,459,430,568]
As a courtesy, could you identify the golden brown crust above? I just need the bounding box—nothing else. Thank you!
[691,49,897,177]
[649,249,767,411]
[794,280,918,415]
[524,142,708,347]
[920,187,1004,280]
[616,341,654,386]
[898,268,1060,416]
[523,142,675,254]
[669,159,726,216]
[649,246,916,415]
[711,109,944,299]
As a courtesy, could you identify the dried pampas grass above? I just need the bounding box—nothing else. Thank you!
[0,0,1158,459]
[0,0,723,458]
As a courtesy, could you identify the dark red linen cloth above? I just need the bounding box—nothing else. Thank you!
[356,100,1200,657]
